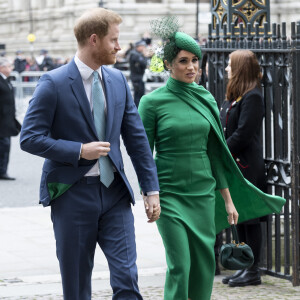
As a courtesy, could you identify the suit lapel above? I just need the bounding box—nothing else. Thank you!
[102,67,115,140]
[0,75,12,91]
[6,79,13,90]
[68,60,98,139]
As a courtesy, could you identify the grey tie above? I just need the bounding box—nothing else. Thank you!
[92,71,114,188]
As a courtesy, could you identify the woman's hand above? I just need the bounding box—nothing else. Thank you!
[225,201,239,225]
[220,188,239,225]
[142,193,161,223]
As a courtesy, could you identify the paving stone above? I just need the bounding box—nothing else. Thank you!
[1,276,300,299]
[1,123,300,300]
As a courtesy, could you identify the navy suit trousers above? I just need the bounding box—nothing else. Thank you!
[50,173,143,300]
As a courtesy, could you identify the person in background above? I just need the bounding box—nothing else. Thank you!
[129,40,148,107]
[25,57,39,73]
[138,16,285,300]
[114,50,129,71]
[23,57,40,94]
[20,7,160,300]
[36,49,55,71]
[142,31,152,46]
[53,57,65,69]
[0,57,21,180]
[64,57,72,65]
[220,49,267,287]
[13,50,27,73]
[124,42,134,60]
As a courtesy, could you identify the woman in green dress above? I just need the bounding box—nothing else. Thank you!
[138,17,285,300]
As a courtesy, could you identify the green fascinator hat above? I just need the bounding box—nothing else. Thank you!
[174,32,202,60]
[149,16,201,72]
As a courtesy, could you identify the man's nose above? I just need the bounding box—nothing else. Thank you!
[115,42,121,51]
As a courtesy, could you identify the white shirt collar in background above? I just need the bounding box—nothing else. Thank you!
[0,72,7,80]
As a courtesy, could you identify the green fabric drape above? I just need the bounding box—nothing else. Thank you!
[165,77,285,233]
[141,77,285,232]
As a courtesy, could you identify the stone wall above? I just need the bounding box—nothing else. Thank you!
[0,0,299,59]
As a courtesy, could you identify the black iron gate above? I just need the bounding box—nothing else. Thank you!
[201,21,300,285]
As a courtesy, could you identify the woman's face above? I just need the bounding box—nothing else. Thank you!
[225,58,232,79]
[166,50,199,84]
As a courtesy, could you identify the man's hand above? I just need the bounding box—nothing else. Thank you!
[143,194,161,223]
[81,142,110,160]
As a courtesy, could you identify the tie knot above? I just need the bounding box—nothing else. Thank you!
[93,71,99,81]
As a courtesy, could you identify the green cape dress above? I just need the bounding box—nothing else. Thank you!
[138,77,285,300]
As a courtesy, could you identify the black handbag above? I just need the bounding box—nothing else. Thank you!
[219,225,254,270]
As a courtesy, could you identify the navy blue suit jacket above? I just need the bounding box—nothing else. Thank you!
[20,59,159,206]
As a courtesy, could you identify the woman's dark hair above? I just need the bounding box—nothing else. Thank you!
[199,52,208,88]
[226,50,262,101]
[163,39,181,71]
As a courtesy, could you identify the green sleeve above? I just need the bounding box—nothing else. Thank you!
[138,95,156,154]
[207,129,229,190]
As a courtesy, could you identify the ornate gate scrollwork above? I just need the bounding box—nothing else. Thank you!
[203,14,300,285]
[211,0,270,36]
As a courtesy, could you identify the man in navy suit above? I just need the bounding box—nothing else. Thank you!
[20,8,160,300]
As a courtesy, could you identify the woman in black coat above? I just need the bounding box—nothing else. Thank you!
[220,50,266,287]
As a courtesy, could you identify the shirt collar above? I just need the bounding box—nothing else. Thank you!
[0,72,7,80]
[74,55,102,81]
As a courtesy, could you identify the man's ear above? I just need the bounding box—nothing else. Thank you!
[89,34,98,46]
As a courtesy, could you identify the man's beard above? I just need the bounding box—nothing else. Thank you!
[92,51,116,66]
